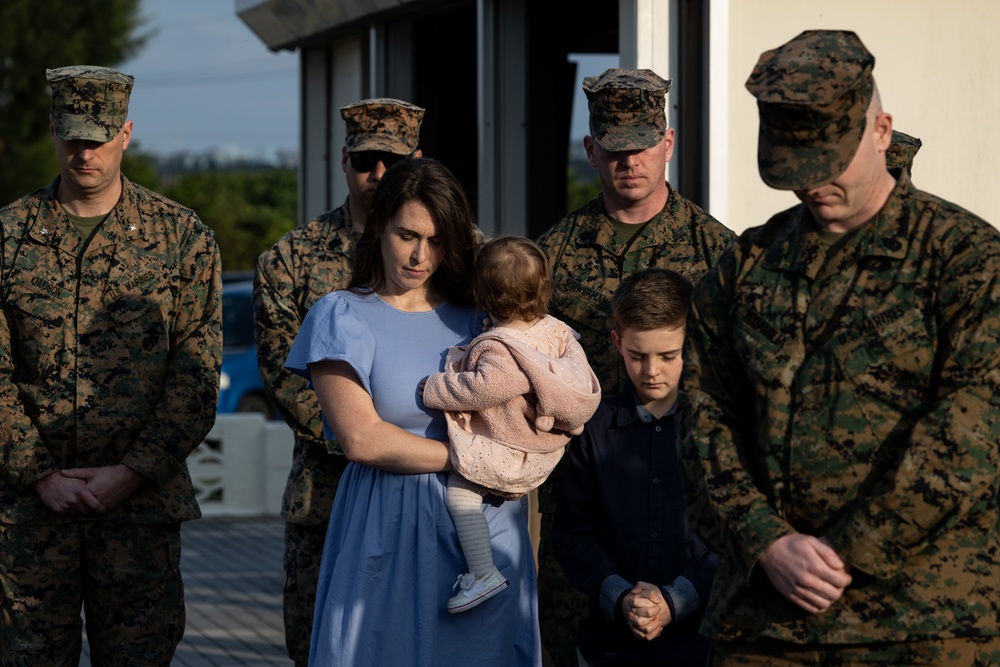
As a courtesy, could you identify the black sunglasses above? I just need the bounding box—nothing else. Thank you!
[348,151,411,173]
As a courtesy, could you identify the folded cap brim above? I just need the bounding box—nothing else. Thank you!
[346,133,413,155]
[757,113,866,190]
[591,123,664,152]
[746,30,875,191]
[52,114,122,143]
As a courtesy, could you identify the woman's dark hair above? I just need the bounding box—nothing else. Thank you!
[349,158,477,306]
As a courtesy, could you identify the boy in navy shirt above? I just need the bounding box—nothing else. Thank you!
[553,268,717,666]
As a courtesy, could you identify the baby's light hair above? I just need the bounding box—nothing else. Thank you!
[473,235,553,322]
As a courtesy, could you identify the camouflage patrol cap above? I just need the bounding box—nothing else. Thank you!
[886,130,921,172]
[583,68,671,152]
[47,65,134,142]
[340,98,424,155]
[746,30,875,190]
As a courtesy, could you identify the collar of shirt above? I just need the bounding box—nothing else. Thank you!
[628,383,676,424]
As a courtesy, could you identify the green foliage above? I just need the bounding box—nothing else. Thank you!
[164,169,298,272]
[566,164,602,213]
[121,143,162,191]
[0,0,150,203]
[0,1,297,272]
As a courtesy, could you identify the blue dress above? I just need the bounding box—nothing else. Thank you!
[286,290,541,667]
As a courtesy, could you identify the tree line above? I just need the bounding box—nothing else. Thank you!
[0,0,298,272]
[0,0,597,273]
[125,152,298,272]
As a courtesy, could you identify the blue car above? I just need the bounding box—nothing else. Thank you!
[219,279,276,419]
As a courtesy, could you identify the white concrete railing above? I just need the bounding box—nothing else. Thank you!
[188,413,294,517]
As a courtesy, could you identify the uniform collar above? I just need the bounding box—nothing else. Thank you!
[91,176,144,249]
[573,182,678,253]
[29,175,143,251]
[763,168,915,276]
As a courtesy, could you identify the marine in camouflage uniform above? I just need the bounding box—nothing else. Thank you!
[537,191,734,397]
[0,66,221,666]
[252,98,424,667]
[886,129,921,174]
[535,68,734,666]
[679,30,1000,664]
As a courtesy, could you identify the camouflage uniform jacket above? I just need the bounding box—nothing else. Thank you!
[537,184,734,399]
[679,169,1000,644]
[0,176,222,525]
[253,201,357,525]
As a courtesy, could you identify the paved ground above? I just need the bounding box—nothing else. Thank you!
[81,515,293,667]
[75,493,551,665]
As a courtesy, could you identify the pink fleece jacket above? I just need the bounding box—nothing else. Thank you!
[422,315,601,494]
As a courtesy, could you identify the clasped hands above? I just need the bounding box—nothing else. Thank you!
[33,464,145,515]
[620,581,673,641]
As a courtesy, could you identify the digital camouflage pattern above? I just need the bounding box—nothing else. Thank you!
[253,201,357,525]
[0,174,220,664]
[47,65,134,143]
[713,635,1000,666]
[537,187,734,400]
[679,169,1000,645]
[533,507,584,666]
[281,522,330,667]
[583,68,670,152]
[1,522,184,664]
[0,176,222,524]
[886,130,922,173]
[340,98,425,155]
[253,201,357,665]
[535,187,733,665]
[746,30,875,191]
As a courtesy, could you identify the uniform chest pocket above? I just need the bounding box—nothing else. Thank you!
[3,281,72,382]
[5,279,69,333]
[104,289,169,325]
[550,273,609,335]
[82,275,175,347]
[832,309,935,409]
[732,306,795,395]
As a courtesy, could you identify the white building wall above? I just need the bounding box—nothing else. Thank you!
[619,0,677,185]
[328,37,365,218]
[297,36,366,225]
[718,0,1000,233]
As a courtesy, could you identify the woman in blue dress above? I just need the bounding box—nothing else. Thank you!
[286,158,541,666]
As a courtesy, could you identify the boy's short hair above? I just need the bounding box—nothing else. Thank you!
[473,235,553,321]
[611,268,692,333]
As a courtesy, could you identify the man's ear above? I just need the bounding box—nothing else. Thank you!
[341,146,349,173]
[873,112,893,153]
[120,119,133,151]
[583,135,598,169]
[662,127,676,163]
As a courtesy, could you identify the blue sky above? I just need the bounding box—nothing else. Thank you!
[119,1,614,160]
[119,0,297,160]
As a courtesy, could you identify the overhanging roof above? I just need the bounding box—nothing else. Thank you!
[236,0,426,51]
